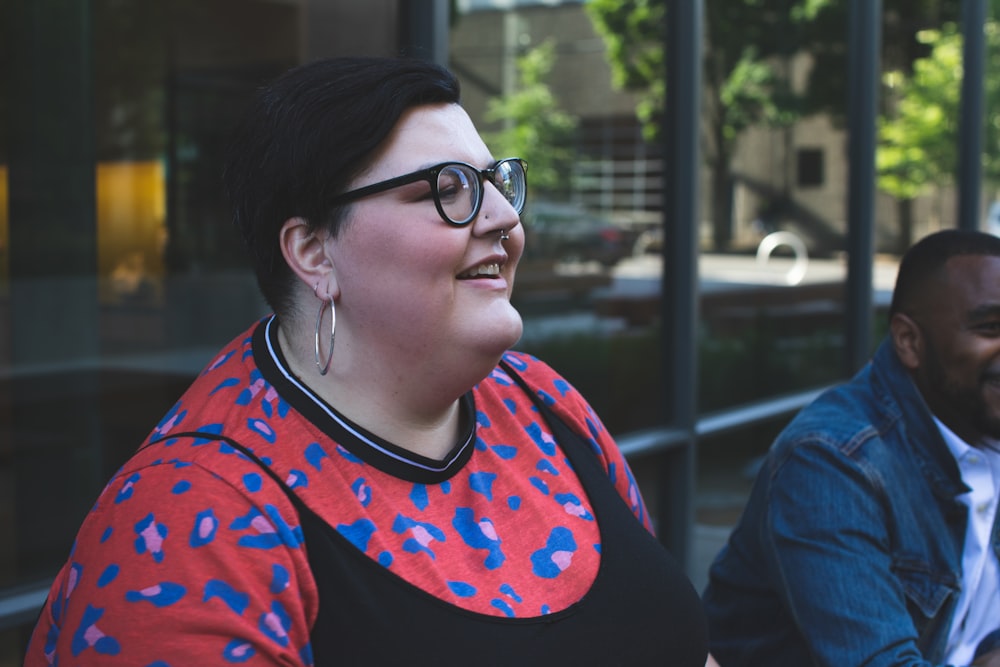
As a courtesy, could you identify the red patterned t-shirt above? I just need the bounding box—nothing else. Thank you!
[25,317,651,666]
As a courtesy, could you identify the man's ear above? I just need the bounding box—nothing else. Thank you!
[279,217,339,299]
[889,312,922,371]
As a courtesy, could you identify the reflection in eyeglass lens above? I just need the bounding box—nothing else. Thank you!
[438,166,477,221]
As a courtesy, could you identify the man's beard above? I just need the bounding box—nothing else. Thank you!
[925,338,1000,442]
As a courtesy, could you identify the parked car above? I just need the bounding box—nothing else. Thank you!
[522,201,635,267]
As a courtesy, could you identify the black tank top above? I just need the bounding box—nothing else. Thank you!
[197,363,709,666]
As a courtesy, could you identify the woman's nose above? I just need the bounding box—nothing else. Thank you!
[475,181,521,236]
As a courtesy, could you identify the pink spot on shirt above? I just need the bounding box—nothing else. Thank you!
[157,413,181,433]
[251,516,275,534]
[139,523,164,553]
[479,519,498,541]
[263,612,288,640]
[207,353,230,371]
[67,565,80,596]
[250,419,274,437]
[230,642,252,658]
[411,526,434,547]
[552,550,574,571]
[198,517,214,539]
[82,625,106,647]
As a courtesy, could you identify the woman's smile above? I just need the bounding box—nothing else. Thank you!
[457,262,502,279]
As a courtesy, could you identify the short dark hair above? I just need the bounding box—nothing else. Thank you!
[890,228,1000,317]
[224,57,461,317]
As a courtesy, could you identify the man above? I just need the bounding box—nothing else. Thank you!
[703,229,1000,667]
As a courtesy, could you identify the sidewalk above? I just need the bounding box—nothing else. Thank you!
[612,251,899,299]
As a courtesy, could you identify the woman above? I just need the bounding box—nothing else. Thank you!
[25,57,714,666]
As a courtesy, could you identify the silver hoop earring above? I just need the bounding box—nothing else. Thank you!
[499,229,510,241]
[314,297,335,375]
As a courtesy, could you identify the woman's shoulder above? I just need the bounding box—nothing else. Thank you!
[33,437,316,666]
[104,433,301,526]
[141,319,281,447]
[492,350,571,397]
[483,350,607,445]
[167,321,262,413]
[488,352,650,530]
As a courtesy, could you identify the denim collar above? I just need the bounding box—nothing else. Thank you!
[868,337,969,500]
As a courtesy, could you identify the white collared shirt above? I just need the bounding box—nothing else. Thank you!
[934,417,1000,666]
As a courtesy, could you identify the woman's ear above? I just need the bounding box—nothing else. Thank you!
[279,217,339,299]
[889,312,923,371]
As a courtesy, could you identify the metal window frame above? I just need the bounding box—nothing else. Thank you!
[651,0,987,573]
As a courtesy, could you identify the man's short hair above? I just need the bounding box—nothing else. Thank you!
[889,229,1000,317]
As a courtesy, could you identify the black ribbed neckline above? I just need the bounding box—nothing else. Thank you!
[252,317,477,484]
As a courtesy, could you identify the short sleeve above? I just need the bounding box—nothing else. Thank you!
[24,455,319,666]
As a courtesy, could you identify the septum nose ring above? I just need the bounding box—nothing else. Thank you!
[499,229,510,241]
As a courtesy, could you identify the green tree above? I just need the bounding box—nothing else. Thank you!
[587,0,808,251]
[482,40,578,197]
[877,26,962,250]
[797,0,961,120]
[586,0,974,251]
[876,5,1000,250]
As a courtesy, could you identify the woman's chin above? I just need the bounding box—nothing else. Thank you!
[482,307,524,355]
[500,318,524,352]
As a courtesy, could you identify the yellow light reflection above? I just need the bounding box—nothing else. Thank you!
[96,161,167,305]
[0,162,166,304]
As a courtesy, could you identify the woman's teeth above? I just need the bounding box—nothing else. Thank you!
[460,263,500,278]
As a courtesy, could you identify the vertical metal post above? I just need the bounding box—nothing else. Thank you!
[7,0,103,584]
[845,0,880,374]
[399,0,450,66]
[659,0,702,573]
[958,0,986,231]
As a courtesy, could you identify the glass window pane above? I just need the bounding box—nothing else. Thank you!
[453,3,667,437]
[0,1,403,659]
[3,1,979,659]
[451,1,961,588]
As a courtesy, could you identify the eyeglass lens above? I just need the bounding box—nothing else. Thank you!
[437,165,478,224]
[436,160,525,225]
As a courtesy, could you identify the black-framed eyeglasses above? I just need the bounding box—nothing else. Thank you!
[329,157,527,226]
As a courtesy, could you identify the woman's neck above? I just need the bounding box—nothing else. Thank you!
[275,317,481,461]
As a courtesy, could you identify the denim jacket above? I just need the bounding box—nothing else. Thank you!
[703,338,1000,667]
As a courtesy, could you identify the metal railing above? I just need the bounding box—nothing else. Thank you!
[618,383,828,460]
[0,381,830,634]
